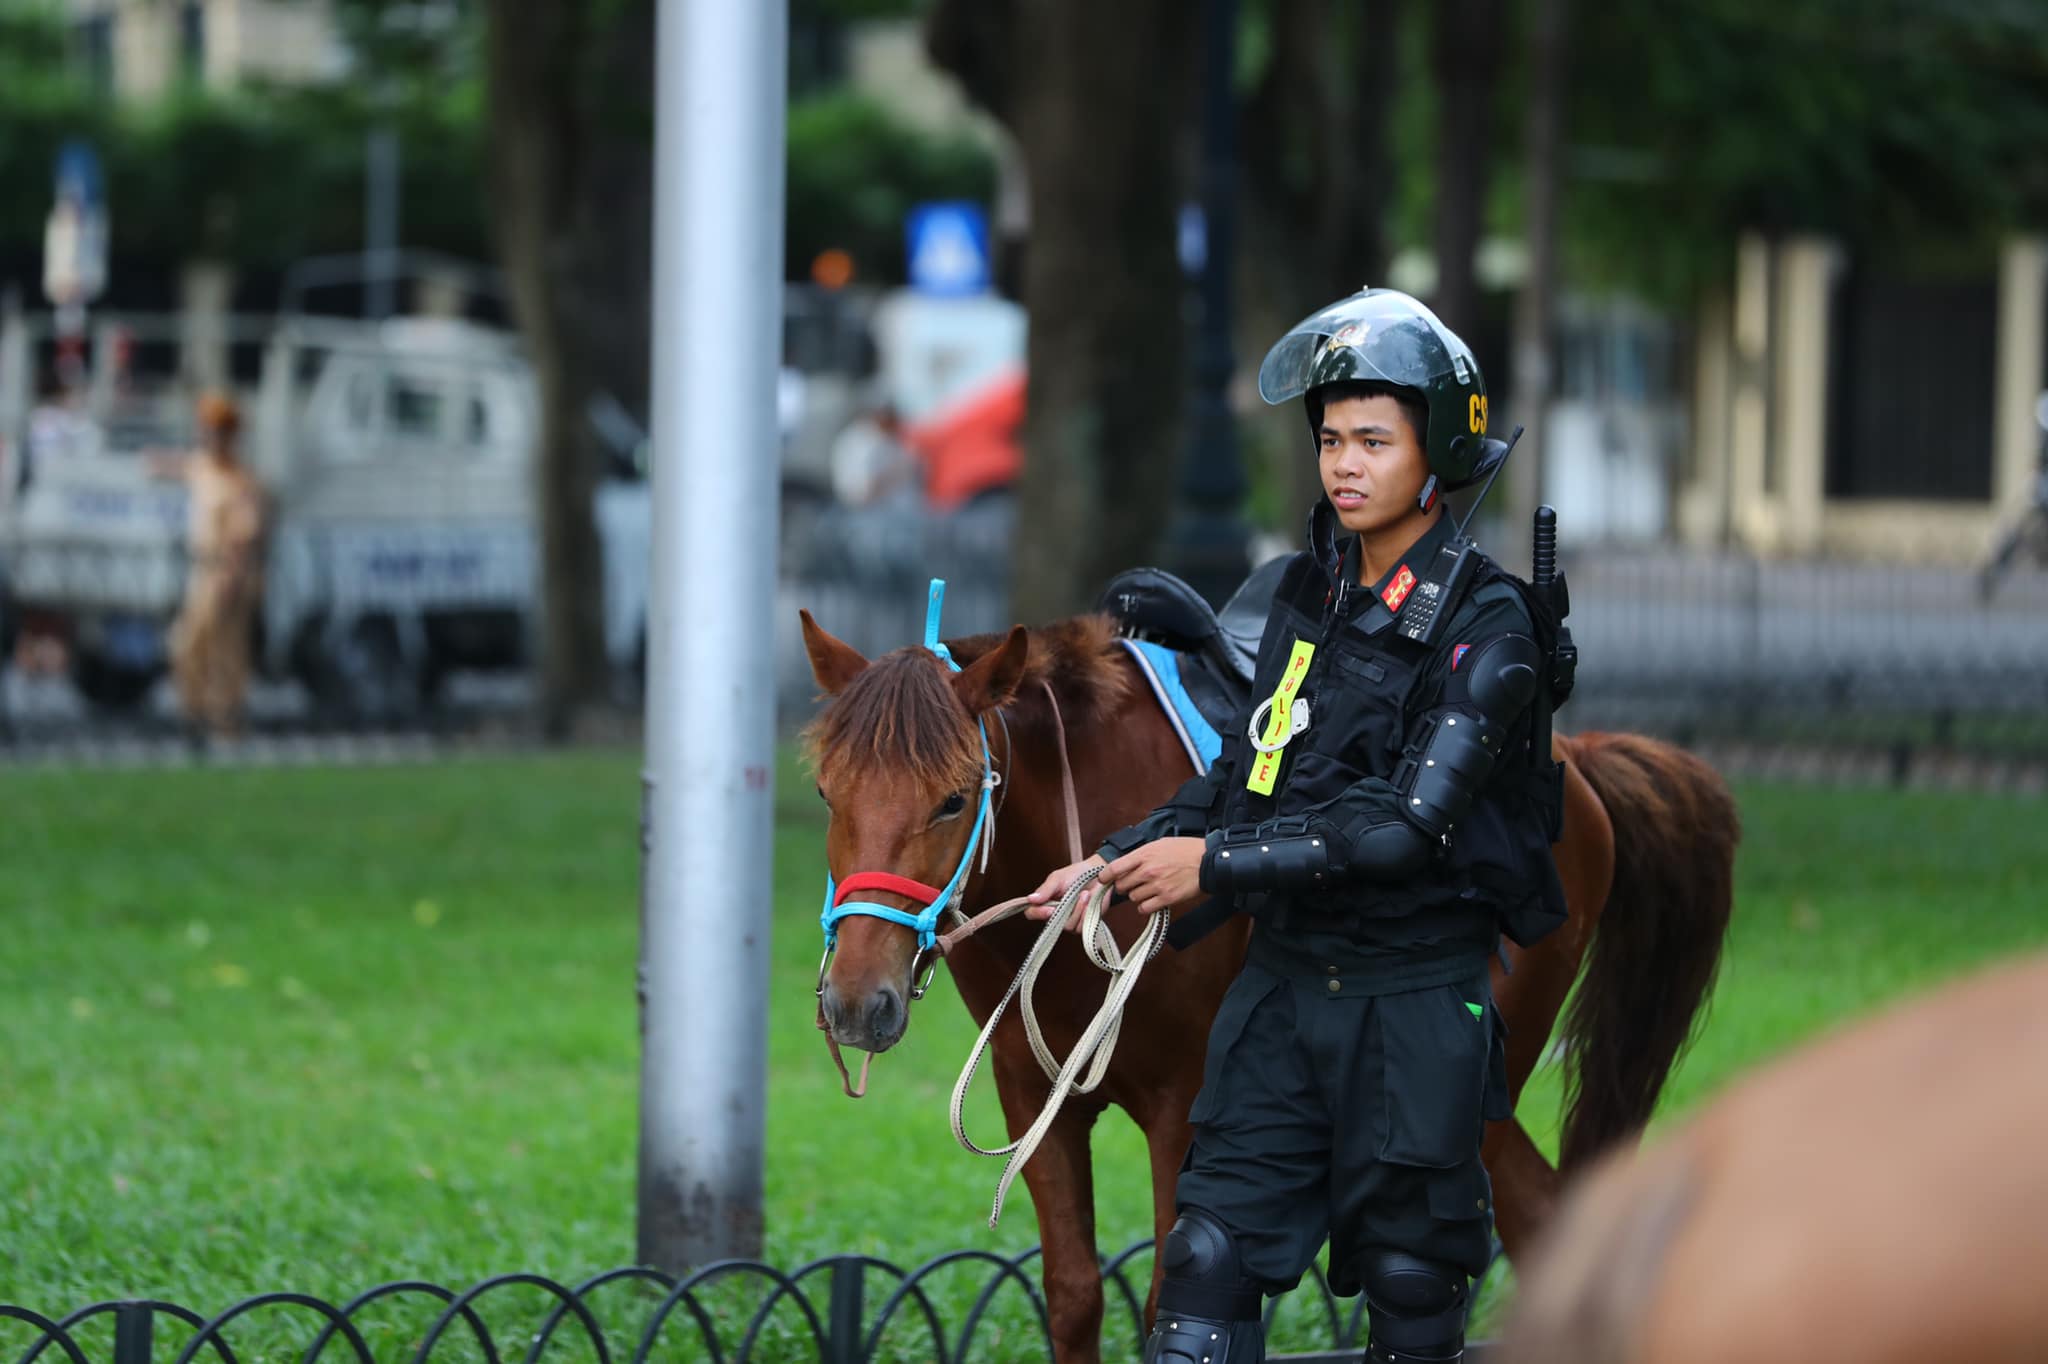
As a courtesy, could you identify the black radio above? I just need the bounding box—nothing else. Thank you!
[1395,538,1480,646]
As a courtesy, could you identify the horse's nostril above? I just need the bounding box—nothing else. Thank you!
[868,987,904,1038]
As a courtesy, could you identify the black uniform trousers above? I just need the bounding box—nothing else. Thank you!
[1173,949,1505,1298]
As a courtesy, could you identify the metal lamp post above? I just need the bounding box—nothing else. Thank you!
[1164,0,1250,607]
[637,0,786,1273]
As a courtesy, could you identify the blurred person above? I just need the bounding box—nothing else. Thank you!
[1028,290,1568,1364]
[21,367,99,488]
[827,399,919,509]
[1979,389,2048,599]
[152,393,267,739]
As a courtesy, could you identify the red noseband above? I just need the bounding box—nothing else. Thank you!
[832,871,945,908]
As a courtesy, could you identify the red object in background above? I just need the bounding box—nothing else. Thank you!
[900,368,1025,509]
[811,248,856,291]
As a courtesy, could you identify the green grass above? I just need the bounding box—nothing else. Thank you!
[3,754,2045,1359]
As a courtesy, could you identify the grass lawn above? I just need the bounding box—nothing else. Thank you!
[4,752,2044,1358]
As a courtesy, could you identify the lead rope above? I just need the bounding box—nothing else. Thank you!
[939,683,1171,1226]
[818,1005,874,1098]
[946,865,1172,1226]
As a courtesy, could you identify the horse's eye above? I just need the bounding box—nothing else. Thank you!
[816,784,829,805]
[938,792,967,819]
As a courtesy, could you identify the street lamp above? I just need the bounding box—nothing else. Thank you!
[1164,0,1250,607]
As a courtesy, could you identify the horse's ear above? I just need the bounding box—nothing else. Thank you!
[951,625,1030,716]
[801,610,869,696]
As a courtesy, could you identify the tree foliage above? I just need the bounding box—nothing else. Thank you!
[785,92,995,285]
[1228,0,2048,310]
[0,0,488,278]
[1564,0,2048,297]
[2,0,988,295]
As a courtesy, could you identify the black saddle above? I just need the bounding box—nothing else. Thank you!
[1099,556,1285,685]
[1098,555,1288,735]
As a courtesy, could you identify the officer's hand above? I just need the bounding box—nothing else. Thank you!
[1103,838,1206,918]
[1025,854,1107,925]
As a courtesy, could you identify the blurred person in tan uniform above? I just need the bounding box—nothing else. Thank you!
[155,393,266,737]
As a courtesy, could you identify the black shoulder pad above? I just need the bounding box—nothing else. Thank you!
[1445,633,1541,724]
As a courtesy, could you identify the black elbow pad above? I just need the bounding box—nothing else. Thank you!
[1347,818,1432,879]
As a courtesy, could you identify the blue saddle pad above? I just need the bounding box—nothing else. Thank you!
[1119,638,1223,770]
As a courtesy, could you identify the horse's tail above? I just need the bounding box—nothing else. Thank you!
[1557,732,1740,1172]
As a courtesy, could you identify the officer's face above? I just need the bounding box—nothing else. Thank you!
[1318,395,1429,536]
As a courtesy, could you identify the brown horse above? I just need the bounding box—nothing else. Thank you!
[801,609,1740,1363]
[1502,949,2048,1364]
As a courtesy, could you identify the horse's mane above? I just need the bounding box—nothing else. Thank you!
[804,614,1131,795]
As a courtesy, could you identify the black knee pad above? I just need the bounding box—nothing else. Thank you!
[1146,1207,1265,1364]
[1358,1249,1467,1362]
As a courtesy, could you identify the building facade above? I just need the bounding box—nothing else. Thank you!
[1680,235,2047,563]
[64,0,344,100]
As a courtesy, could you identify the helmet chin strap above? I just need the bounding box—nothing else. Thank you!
[1417,474,1441,513]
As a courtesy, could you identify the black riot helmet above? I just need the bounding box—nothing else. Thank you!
[1258,287,1507,490]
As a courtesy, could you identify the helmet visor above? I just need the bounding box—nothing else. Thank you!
[1256,290,1465,405]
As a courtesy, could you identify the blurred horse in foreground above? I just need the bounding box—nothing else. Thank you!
[1504,950,2048,1364]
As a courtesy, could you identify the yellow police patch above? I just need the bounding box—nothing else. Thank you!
[1246,639,1316,795]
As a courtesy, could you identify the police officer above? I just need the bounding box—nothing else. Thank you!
[1029,288,1568,1364]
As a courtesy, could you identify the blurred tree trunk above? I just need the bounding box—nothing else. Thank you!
[483,0,653,738]
[1238,0,1401,524]
[1502,0,1569,573]
[929,0,1194,622]
[1429,0,1502,339]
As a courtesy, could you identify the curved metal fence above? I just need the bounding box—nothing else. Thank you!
[1,1240,1505,1364]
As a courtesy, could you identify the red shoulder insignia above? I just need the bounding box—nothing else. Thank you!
[1381,564,1418,612]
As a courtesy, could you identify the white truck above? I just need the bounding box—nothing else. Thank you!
[0,278,894,723]
[0,309,587,721]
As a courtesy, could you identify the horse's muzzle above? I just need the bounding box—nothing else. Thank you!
[819,979,908,1053]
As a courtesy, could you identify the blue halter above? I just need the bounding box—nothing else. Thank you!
[819,578,997,954]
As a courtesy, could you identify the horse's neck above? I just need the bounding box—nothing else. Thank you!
[975,702,1078,907]
[929,707,1060,973]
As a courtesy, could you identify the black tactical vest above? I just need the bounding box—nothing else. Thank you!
[1207,539,1568,958]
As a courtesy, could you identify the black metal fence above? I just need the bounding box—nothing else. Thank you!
[777,523,2048,783]
[1,1242,1505,1364]
[1557,548,2048,780]
[9,500,2046,788]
